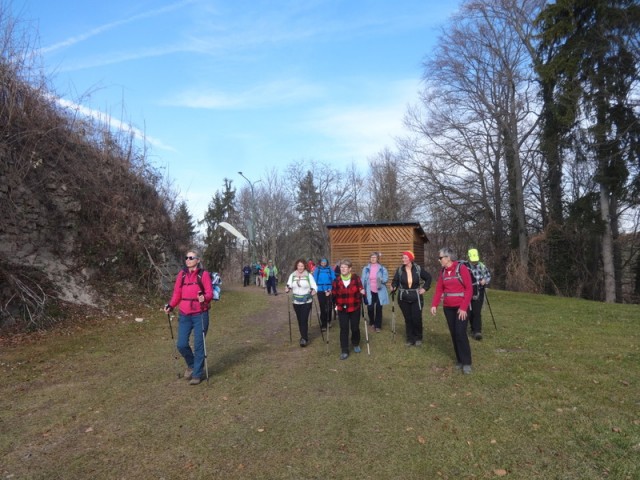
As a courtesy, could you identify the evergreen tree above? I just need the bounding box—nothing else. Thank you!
[201,179,236,272]
[172,201,196,254]
[295,171,323,260]
[536,0,640,302]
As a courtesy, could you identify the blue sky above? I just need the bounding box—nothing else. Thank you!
[17,0,462,221]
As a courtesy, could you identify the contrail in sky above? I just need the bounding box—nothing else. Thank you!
[41,0,196,53]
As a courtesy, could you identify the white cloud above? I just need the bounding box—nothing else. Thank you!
[305,78,421,162]
[53,97,177,152]
[169,78,324,109]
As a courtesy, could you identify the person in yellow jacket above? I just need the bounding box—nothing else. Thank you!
[264,260,279,296]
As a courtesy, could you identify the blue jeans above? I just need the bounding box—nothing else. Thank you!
[177,311,209,379]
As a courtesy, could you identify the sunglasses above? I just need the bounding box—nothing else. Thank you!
[185,256,198,260]
[438,256,448,260]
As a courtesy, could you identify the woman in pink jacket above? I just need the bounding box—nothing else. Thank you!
[164,250,213,385]
[430,247,474,374]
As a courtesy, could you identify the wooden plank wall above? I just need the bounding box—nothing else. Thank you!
[329,225,426,275]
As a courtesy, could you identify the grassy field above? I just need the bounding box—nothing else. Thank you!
[1,285,638,479]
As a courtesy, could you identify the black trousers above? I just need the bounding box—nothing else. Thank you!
[444,306,472,365]
[469,289,485,333]
[293,302,312,341]
[243,274,250,286]
[266,276,277,295]
[366,292,383,329]
[338,309,361,353]
[398,300,423,344]
[317,292,332,328]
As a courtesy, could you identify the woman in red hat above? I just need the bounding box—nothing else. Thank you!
[391,251,432,346]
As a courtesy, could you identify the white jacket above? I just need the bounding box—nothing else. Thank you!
[286,270,317,304]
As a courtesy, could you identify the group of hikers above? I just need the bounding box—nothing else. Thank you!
[242,260,279,293]
[164,247,491,385]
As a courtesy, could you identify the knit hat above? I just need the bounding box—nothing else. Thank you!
[468,249,480,262]
[402,251,415,262]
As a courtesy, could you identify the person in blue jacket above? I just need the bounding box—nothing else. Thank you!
[313,257,336,331]
[361,252,389,332]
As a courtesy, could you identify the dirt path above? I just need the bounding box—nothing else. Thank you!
[221,282,333,357]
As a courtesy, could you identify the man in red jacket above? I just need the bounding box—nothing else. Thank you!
[430,247,474,374]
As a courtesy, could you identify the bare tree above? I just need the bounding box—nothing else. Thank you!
[364,148,417,221]
[400,0,544,288]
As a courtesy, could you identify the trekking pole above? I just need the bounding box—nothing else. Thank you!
[202,321,209,384]
[198,292,209,384]
[287,292,293,343]
[316,292,329,353]
[325,301,330,354]
[166,312,181,378]
[313,294,326,343]
[325,293,331,353]
[484,289,497,330]
[362,299,370,355]
[391,291,396,341]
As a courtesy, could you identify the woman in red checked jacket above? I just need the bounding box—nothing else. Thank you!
[328,259,365,360]
[164,249,213,385]
[430,247,474,375]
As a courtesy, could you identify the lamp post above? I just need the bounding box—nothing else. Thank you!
[238,172,261,281]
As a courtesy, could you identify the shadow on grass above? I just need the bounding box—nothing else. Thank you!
[208,342,265,376]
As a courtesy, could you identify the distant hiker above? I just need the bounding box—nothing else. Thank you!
[391,251,432,346]
[430,247,474,375]
[466,248,491,340]
[264,260,279,295]
[329,259,365,360]
[242,265,251,287]
[313,257,336,331]
[285,259,318,347]
[362,252,389,333]
[254,262,264,287]
[163,249,213,385]
[307,258,316,273]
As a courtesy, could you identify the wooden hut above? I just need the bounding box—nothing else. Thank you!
[326,221,429,274]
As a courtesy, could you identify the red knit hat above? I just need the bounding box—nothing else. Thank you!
[402,250,415,261]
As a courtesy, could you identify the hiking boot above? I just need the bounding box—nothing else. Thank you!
[321,328,327,332]
[189,377,202,385]
[405,341,415,347]
[184,368,193,380]
[353,346,361,353]
[340,353,349,360]
[462,365,472,375]
[415,340,423,346]
[299,338,308,347]
[455,363,463,371]
[375,328,381,333]
[473,332,483,341]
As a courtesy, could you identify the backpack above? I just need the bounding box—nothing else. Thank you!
[442,261,478,299]
[181,267,206,293]
[181,268,222,301]
[395,263,427,304]
[211,272,222,301]
[395,263,424,288]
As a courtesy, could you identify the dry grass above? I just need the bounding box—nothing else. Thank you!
[1,285,639,479]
